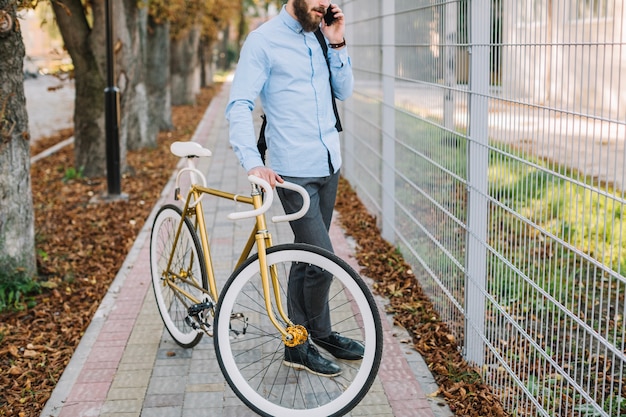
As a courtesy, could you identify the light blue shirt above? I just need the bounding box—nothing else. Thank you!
[226,6,353,177]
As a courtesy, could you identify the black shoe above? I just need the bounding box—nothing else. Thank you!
[313,332,365,360]
[284,342,342,377]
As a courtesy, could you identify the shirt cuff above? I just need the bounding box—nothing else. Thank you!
[243,156,266,173]
[328,47,349,68]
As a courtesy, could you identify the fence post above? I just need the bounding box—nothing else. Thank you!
[342,1,355,177]
[464,0,490,366]
[380,0,396,242]
[444,1,457,131]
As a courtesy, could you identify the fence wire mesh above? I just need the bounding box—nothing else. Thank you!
[340,1,626,416]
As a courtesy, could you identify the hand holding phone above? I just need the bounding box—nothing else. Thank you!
[324,5,337,26]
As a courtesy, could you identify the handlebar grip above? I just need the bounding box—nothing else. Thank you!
[272,182,310,223]
[227,176,274,220]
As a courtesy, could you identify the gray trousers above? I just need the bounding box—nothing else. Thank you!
[277,171,339,339]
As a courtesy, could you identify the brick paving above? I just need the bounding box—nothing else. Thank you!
[40,83,453,417]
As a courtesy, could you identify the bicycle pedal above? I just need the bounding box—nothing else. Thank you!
[229,312,248,337]
[187,301,214,336]
[188,301,214,315]
[185,316,201,330]
[185,313,213,336]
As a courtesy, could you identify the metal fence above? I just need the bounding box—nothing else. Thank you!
[339,1,626,415]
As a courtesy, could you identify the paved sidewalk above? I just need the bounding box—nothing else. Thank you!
[40,84,452,417]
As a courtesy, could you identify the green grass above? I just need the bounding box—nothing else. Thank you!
[366,101,625,313]
[487,144,626,416]
[489,143,626,285]
[0,268,40,313]
[62,166,84,182]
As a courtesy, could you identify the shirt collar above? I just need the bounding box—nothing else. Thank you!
[279,5,304,34]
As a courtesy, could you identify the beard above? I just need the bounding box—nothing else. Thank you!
[293,0,325,32]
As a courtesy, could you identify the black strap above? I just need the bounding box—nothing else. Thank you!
[258,29,342,164]
[258,114,267,163]
[314,28,343,132]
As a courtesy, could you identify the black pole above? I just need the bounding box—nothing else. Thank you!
[104,0,121,195]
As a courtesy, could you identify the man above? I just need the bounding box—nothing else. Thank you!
[226,0,364,377]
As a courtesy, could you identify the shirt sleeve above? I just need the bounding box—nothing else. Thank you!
[225,33,271,173]
[327,47,354,101]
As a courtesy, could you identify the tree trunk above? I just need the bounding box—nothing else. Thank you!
[217,25,231,71]
[198,35,215,89]
[51,0,107,178]
[146,16,173,132]
[0,0,37,276]
[118,0,151,151]
[170,25,201,105]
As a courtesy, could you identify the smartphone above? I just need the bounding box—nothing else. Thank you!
[324,5,337,26]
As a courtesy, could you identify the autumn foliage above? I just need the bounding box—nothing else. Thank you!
[0,86,219,417]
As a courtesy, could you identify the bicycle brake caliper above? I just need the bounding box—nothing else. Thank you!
[283,324,308,348]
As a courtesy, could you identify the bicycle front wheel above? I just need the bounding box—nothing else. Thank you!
[150,204,208,348]
[214,243,382,417]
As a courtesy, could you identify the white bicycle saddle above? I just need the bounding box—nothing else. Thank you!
[170,141,213,158]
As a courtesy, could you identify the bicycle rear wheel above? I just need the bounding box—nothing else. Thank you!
[150,204,208,348]
[214,243,382,417]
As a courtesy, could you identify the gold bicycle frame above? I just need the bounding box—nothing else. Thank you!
[162,181,302,343]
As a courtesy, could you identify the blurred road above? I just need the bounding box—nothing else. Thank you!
[24,74,74,142]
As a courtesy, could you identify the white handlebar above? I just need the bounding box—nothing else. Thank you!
[227,176,274,220]
[272,181,310,223]
[227,176,310,223]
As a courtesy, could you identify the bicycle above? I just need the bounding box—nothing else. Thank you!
[150,141,383,417]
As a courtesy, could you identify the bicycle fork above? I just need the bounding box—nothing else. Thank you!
[163,187,218,337]
[252,188,308,348]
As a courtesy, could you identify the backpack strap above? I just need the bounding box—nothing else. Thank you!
[258,114,268,164]
[314,28,343,132]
